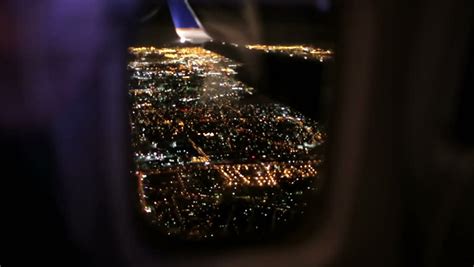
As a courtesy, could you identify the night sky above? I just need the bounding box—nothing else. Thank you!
[132,0,335,46]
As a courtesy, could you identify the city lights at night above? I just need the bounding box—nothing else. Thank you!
[128,46,327,240]
[245,45,334,62]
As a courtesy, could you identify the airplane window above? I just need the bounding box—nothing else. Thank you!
[4,0,474,265]
[128,0,335,246]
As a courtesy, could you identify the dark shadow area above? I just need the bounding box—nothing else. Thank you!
[205,42,328,121]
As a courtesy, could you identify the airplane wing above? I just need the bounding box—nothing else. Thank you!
[167,0,212,44]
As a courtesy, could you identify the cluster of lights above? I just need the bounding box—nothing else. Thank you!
[245,45,334,62]
[128,46,326,240]
[217,160,321,188]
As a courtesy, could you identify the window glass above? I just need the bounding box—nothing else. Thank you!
[129,0,335,244]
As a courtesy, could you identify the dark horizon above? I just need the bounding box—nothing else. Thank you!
[133,1,335,47]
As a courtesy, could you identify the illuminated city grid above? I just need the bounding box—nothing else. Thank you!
[245,45,333,62]
[129,46,327,241]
